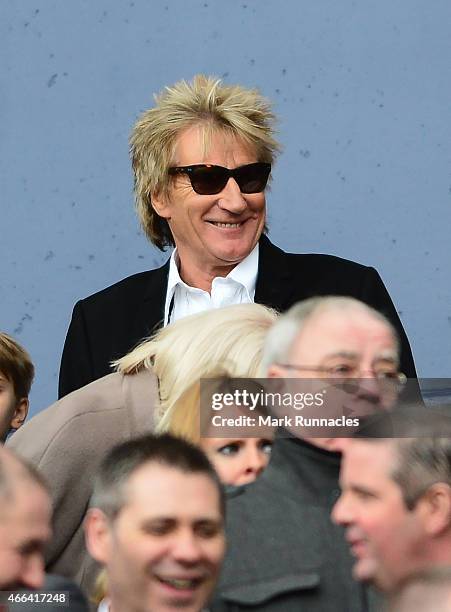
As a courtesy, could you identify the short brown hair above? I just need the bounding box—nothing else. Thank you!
[0,332,34,400]
[90,433,225,520]
[130,74,280,250]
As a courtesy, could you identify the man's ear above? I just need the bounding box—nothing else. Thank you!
[84,508,113,565]
[418,483,451,537]
[151,191,172,220]
[10,398,29,430]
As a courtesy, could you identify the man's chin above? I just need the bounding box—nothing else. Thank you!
[352,557,379,586]
[217,235,261,262]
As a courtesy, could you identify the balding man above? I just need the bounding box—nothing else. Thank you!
[211,296,406,611]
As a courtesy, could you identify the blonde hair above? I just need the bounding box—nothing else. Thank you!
[91,570,108,607]
[157,375,270,443]
[114,304,278,428]
[130,74,280,249]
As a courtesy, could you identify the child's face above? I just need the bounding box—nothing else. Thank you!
[0,372,27,442]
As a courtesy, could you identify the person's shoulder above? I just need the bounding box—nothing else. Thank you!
[7,373,127,456]
[284,247,371,273]
[44,573,89,600]
[43,372,126,419]
[225,477,277,529]
[78,262,169,307]
[260,235,372,274]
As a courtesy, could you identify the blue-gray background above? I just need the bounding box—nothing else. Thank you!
[2,0,450,417]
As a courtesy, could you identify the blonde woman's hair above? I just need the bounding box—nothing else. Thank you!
[157,374,270,443]
[130,74,280,250]
[91,569,108,607]
[114,303,278,428]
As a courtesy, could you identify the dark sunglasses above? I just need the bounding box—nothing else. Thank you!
[168,162,271,195]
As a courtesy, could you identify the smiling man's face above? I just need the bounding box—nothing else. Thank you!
[90,462,225,612]
[331,440,426,592]
[152,125,266,284]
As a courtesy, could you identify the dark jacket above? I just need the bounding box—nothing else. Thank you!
[6,574,89,612]
[59,235,416,397]
[211,435,370,611]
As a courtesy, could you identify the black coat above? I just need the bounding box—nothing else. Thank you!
[59,235,416,398]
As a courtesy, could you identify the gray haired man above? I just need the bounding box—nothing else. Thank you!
[212,296,405,611]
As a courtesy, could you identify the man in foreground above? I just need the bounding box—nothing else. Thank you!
[0,445,51,593]
[59,75,416,398]
[85,433,226,612]
[211,296,405,610]
[0,445,88,611]
[332,411,451,596]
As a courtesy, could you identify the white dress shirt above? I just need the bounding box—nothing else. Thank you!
[163,244,259,326]
[97,598,110,612]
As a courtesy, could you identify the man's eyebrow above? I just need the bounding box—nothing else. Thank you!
[349,484,378,497]
[323,351,399,363]
[373,352,398,363]
[194,517,224,525]
[141,517,175,525]
[323,351,359,360]
[18,538,48,554]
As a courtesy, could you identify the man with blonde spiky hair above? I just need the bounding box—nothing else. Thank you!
[59,74,416,398]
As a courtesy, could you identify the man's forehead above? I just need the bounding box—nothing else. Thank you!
[123,463,221,516]
[0,484,51,543]
[290,307,396,358]
[344,440,396,476]
[173,125,255,165]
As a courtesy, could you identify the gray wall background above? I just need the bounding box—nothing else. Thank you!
[2,0,450,417]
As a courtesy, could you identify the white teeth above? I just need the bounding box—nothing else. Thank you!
[211,222,241,228]
[161,578,197,589]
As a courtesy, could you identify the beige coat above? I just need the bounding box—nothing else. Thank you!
[7,368,158,596]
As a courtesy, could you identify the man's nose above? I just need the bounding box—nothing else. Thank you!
[20,553,46,590]
[217,178,248,214]
[172,531,203,564]
[354,375,382,404]
[331,493,352,526]
[331,494,345,525]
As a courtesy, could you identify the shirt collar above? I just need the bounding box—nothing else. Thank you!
[164,243,259,324]
[226,242,259,293]
[97,599,110,612]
